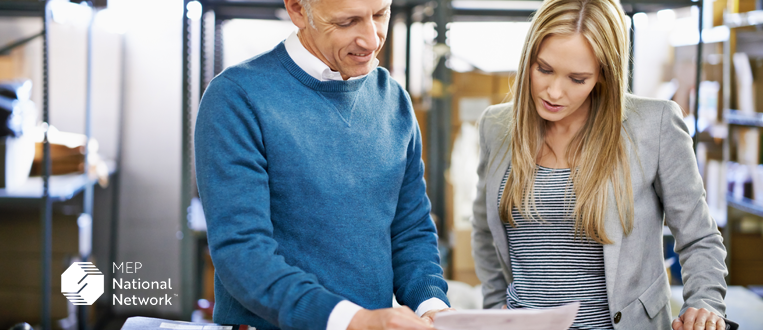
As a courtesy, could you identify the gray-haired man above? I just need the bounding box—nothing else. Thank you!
[194,0,452,329]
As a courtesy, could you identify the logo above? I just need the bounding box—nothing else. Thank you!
[61,262,104,305]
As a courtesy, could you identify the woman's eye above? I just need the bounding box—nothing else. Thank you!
[571,78,586,85]
[537,66,551,74]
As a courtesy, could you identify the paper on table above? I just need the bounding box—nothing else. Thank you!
[433,301,579,330]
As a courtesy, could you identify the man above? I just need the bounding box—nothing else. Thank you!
[194,0,451,329]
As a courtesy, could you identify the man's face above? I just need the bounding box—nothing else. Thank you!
[297,0,391,80]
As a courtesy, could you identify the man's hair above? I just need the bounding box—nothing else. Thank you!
[299,0,317,28]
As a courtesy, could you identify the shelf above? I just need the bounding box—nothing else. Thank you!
[725,10,763,28]
[726,109,763,127]
[0,160,116,204]
[727,194,763,218]
[0,1,45,17]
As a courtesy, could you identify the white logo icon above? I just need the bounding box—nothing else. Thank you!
[61,262,104,305]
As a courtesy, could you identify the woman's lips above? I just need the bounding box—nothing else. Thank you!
[542,99,564,112]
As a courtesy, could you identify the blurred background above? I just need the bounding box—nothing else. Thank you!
[0,0,762,329]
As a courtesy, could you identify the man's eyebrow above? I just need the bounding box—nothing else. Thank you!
[537,57,593,76]
[332,4,391,21]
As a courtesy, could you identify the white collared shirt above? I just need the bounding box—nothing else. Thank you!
[284,31,378,81]
[282,31,449,330]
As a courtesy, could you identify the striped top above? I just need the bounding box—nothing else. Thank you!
[498,165,613,329]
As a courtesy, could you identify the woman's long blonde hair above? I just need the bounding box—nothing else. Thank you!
[499,0,633,244]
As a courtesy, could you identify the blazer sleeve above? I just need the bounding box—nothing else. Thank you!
[471,108,510,309]
[654,101,728,317]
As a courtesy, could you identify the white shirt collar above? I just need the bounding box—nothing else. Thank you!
[283,31,378,82]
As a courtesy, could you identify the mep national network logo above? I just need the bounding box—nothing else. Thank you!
[61,262,104,305]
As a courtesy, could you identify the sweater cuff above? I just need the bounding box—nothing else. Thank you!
[396,279,450,312]
[287,290,345,330]
[326,300,364,330]
[414,298,449,316]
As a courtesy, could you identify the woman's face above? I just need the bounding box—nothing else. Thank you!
[530,33,600,125]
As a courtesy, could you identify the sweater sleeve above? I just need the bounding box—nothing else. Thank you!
[194,76,345,330]
[389,95,450,311]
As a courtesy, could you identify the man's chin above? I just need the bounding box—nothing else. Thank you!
[341,67,375,80]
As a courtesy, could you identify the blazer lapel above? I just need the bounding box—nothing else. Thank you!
[603,183,624,308]
[485,142,512,269]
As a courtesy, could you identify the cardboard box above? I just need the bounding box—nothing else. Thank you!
[0,210,79,327]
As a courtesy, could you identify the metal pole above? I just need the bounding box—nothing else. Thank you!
[693,2,704,152]
[78,4,96,329]
[429,0,452,237]
[405,5,412,93]
[213,15,224,76]
[40,1,52,329]
[181,0,196,320]
[628,13,635,94]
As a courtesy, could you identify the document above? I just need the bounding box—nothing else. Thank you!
[433,302,579,330]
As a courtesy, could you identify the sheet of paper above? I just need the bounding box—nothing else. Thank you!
[433,302,579,330]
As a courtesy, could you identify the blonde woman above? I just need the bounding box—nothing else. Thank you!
[471,0,733,329]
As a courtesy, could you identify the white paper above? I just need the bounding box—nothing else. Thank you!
[433,302,579,330]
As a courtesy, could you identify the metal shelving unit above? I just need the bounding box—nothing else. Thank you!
[0,1,122,329]
[721,7,763,285]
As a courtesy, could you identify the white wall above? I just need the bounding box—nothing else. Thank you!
[109,0,183,316]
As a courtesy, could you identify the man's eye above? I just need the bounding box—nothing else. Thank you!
[337,21,354,27]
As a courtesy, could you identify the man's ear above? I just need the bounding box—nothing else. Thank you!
[284,0,308,29]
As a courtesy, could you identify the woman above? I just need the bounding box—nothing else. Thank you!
[470,0,730,329]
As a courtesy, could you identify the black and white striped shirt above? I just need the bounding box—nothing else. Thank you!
[498,165,613,329]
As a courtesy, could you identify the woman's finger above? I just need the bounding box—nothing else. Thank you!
[673,317,684,330]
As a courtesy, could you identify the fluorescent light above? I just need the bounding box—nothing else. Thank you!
[633,12,649,30]
[50,0,93,26]
[186,1,202,21]
[451,1,542,11]
[95,8,128,34]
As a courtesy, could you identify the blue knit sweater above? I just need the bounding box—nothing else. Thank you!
[194,42,449,330]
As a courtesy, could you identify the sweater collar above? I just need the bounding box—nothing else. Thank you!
[283,31,377,82]
[276,42,371,93]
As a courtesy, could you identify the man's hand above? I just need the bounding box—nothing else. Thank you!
[348,307,433,330]
[672,307,726,330]
[420,308,456,326]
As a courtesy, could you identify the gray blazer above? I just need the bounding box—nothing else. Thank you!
[471,94,728,329]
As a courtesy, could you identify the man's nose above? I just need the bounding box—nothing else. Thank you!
[356,19,380,51]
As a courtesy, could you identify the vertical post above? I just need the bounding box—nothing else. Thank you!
[429,0,452,237]
[181,0,196,320]
[628,13,635,94]
[213,15,225,76]
[721,9,732,282]
[405,5,412,93]
[40,1,52,329]
[693,2,704,152]
[383,8,394,71]
[78,4,95,329]
[199,8,209,97]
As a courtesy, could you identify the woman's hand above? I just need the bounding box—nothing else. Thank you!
[672,307,726,330]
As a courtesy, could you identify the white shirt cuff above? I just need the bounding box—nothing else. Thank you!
[326,300,364,330]
[414,298,450,317]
